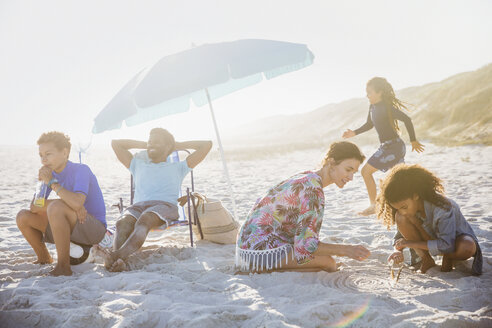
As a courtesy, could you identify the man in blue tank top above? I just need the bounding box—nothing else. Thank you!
[95,128,212,272]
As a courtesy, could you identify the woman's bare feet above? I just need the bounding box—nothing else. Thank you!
[49,264,72,276]
[358,204,375,216]
[320,262,344,272]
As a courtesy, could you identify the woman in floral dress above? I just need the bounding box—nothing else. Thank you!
[236,141,371,273]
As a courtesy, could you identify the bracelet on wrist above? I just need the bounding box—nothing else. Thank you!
[48,178,58,188]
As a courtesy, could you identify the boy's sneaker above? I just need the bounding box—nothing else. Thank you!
[69,242,84,258]
[98,229,114,249]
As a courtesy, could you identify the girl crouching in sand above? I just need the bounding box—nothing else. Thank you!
[236,141,371,273]
[377,164,482,275]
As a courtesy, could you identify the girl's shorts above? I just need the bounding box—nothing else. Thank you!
[367,138,406,172]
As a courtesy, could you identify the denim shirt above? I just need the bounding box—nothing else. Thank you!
[393,198,479,256]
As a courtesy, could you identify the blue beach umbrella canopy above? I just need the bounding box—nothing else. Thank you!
[93,39,314,133]
[92,39,314,216]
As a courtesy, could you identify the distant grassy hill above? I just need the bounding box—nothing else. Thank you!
[223,63,492,154]
[401,64,492,145]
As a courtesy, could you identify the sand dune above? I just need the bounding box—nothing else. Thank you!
[224,63,492,151]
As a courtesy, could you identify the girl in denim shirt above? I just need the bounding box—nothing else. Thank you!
[376,164,482,275]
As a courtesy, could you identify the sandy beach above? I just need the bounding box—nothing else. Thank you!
[0,143,491,327]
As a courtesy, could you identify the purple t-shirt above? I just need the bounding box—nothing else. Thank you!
[47,161,106,227]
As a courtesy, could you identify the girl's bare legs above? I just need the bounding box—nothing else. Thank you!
[441,235,476,272]
[16,209,53,264]
[395,213,435,273]
[359,163,378,215]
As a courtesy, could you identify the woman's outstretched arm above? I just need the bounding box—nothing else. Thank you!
[314,241,371,261]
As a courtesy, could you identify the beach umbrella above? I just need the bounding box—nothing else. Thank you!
[92,39,315,217]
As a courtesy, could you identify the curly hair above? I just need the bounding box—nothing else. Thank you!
[376,164,450,229]
[367,77,410,134]
[37,131,71,153]
[320,141,365,168]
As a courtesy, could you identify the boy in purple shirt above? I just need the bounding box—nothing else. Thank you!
[16,131,106,276]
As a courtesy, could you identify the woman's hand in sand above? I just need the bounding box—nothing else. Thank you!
[394,238,409,251]
[345,245,371,261]
[38,166,53,184]
[411,141,425,153]
[342,129,356,139]
[388,251,404,264]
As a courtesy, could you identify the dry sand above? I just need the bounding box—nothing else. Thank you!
[0,143,491,327]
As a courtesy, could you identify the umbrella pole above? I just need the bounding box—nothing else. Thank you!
[205,88,238,219]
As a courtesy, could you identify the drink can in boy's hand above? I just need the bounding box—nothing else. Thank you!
[34,181,48,207]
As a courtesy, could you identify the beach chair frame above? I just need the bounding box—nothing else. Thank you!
[70,151,202,265]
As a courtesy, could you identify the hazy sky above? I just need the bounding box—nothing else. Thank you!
[1,0,491,147]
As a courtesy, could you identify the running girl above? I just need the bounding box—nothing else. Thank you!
[343,77,425,215]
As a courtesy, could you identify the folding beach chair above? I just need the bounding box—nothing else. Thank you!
[69,150,202,265]
[114,150,202,247]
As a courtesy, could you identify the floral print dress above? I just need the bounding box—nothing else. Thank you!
[235,171,325,271]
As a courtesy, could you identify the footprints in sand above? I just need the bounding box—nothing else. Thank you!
[0,216,12,222]
[2,294,32,310]
[91,244,198,273]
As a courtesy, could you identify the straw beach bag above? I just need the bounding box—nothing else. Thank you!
[190,193,239,244]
